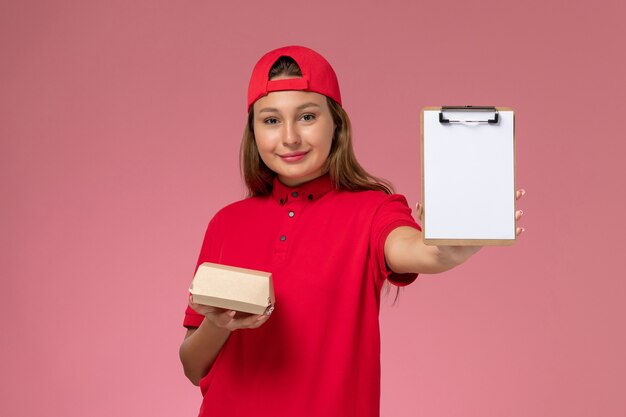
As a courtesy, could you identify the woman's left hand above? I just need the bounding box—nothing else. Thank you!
[415,188,526,265]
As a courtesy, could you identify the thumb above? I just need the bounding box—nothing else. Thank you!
[415,202,424,221]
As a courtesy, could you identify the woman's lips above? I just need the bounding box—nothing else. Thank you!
[279,151,308,162]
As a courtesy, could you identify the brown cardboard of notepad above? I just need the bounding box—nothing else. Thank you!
[189,262,275,315]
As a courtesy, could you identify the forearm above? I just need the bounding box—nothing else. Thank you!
[179,319,231,386]
[418,244,466,274]
[385,226,476,274]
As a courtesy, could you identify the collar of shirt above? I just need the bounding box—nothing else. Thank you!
[271,174,334,206]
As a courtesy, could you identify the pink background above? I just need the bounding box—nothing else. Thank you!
[2,0,625,416]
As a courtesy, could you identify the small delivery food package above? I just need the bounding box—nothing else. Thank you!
[189,262,275,316]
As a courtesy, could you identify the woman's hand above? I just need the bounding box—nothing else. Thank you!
[414,188,526,265]
[189,297,271,331]
[181,299,271,385]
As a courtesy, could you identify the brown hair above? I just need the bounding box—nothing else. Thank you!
[241,56,404,299]
[240,56,394,196]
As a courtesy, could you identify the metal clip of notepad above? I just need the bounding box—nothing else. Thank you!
[439,106,499,125]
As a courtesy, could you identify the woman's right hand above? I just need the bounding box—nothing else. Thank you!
[182,298,271,385]
[189,297,271,331]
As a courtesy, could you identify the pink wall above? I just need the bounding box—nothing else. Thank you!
[1,0,624,416]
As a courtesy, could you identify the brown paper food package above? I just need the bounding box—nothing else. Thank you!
[189,262,275,315]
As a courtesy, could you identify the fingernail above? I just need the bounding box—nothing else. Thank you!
[228,311,236,317]
[521,227,525,232]
[521,189,526,196]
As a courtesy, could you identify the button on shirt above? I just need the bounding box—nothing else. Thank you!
[184,174,421,417]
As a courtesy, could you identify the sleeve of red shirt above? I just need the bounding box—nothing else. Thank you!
[182,213,223,329]
[371,194,423,287]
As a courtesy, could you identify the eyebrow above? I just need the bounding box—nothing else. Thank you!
[258,102,321,114]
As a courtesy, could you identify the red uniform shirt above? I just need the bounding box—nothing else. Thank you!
[184,174,421,417]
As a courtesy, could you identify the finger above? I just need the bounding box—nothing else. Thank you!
[232,313,268,329]
[188,301,205,314]
[190,302,223,316]
[415,202,424,221]
[516,226,525,236]
[516,189,526,200]
[189,300,206,311]
[214,310,236,327]
[515,209,523,221]
[248,315,270,329]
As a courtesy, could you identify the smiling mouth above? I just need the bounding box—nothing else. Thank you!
[279,151,309,162]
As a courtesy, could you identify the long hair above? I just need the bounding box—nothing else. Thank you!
[240,56,403,301]
[240,57,393,197]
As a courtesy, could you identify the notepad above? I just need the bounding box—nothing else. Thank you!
[421,106,517,246]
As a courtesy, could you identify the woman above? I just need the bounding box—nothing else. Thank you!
[179,45,525,417]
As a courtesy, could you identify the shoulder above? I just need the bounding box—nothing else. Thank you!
[335,190,417,230]
[328,189,411,210]
[207,196,270,226]
[318,190,414,228]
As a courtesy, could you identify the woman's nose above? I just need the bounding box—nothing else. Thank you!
[282,122,301,146]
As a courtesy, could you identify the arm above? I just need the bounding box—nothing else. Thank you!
[385,190,526,275]
[384,225,473,274]
[179,302,270,386]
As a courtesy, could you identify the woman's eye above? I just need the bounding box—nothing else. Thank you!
[301,114,315,122]
[264,117,279,125]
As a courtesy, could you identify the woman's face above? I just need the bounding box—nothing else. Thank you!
[252,87,335,187]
